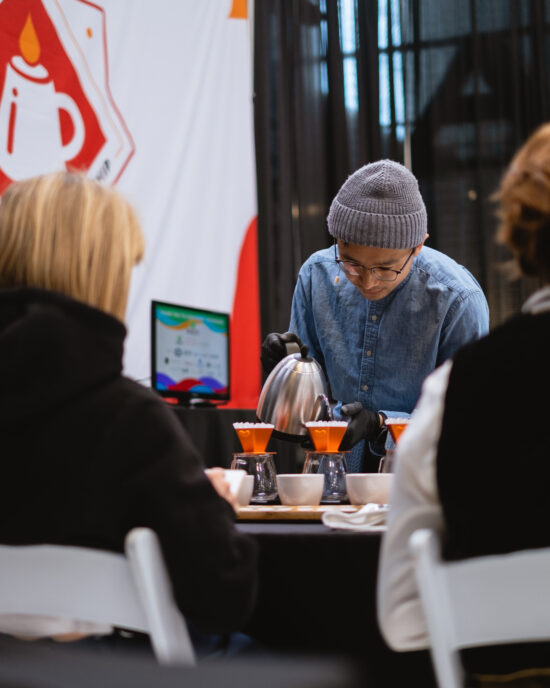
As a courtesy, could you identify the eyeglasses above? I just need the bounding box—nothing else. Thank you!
[334,244,416,282]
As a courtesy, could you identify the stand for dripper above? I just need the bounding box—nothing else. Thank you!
[303,422,350,504]
[232,423,277,503]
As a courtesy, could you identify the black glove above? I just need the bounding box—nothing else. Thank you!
[260,331,309,374]
[339,402,384,450]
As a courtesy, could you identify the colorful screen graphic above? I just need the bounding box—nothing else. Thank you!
[151,301,229,403]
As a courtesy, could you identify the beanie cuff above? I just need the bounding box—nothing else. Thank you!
[328,199,427,249]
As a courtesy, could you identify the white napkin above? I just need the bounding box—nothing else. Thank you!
[321,503,389,531]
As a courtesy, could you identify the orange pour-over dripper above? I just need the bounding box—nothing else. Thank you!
[385,418,410,444]
[233,423,274,453]
[305,421,348,453]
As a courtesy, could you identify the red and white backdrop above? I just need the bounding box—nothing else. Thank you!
[0,0,260,408]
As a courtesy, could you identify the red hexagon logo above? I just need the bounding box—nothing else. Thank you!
[0,0,134,193]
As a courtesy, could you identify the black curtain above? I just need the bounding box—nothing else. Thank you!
[404,0,550,323]
[255,1,325,340]
[254,0,381,340]
[254,0,550,338]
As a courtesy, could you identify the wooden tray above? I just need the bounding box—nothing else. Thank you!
[236,504,361,521]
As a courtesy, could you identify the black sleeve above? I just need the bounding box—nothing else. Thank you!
[111,394,258,634]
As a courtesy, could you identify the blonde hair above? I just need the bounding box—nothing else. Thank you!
[495,123,550,284]
[0,171,144,321]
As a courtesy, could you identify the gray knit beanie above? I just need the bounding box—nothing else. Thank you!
[327,160,427,249]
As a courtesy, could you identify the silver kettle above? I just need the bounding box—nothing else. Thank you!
[256,342,332,440]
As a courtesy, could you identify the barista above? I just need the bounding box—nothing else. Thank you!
[261,160,490,472]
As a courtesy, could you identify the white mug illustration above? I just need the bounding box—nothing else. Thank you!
[0,15,85,181]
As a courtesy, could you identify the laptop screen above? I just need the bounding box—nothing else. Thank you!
[151,300,230,405]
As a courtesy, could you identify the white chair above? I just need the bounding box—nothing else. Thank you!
[409,528,550,688]
[0,527,196,666]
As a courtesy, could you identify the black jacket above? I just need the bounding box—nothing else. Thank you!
[437,310,550,561]
[0,287,257,634]
[436,309,550,676]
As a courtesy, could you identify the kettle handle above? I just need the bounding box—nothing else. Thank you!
[285,341,301,356]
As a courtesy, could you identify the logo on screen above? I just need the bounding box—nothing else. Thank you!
[0,0,134,193]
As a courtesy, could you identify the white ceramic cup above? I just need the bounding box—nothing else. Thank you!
[221,468,246,496]
[346,473,394,505]
[236,475,254,506]
[276,473,325,506]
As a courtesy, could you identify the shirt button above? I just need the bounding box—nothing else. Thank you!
[363,384,368,391]
[371,314,378,322]
[366,350,372,357]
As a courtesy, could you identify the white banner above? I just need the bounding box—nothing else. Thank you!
[0,0,260,407]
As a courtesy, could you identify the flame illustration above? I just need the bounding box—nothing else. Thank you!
[19,14,41,65]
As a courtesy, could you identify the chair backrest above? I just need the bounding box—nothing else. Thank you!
[409,528,550,688]
[0,528,195,666]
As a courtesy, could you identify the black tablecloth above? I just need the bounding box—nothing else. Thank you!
[170,406,302,473]
[238,522,436,688]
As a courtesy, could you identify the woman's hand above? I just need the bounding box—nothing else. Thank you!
[205,468,239,513]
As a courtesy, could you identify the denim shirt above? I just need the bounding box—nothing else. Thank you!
[289,246,489,471]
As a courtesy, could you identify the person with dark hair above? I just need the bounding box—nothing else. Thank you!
[378,123,550,680]
[262,160,489,472]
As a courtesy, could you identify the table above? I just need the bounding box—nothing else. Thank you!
[238,522,436,687]
[171,406,302,473]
